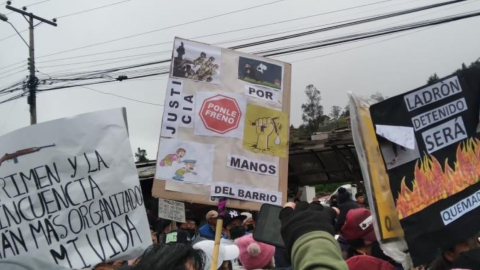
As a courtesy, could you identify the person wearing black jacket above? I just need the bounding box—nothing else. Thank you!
[334,187,359,233]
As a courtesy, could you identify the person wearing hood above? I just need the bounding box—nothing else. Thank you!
[341,208,400,269]
[199,210,219,240]
[179,209,201,241]
[334,187,359,233]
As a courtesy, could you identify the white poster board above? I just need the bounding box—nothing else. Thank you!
[0,108,152,268]
[153,37,291,209]
[158,199,186,223]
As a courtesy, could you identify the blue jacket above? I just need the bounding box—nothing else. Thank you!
[198,224,215,240]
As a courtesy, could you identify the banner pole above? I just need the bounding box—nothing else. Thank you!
[210,197,227,270]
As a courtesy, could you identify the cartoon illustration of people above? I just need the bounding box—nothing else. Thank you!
[159,148,186,167]
[173,160,198,181]
[251,117,283,152]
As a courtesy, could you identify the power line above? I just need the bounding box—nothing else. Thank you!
[261,9,480,56]
[35,0,287,59]
[0,0,131,44]
[80,86,163,107]
[56,0,131,19]
[230,0,467,50]
[0,0,418,70]
[290,26,436,63]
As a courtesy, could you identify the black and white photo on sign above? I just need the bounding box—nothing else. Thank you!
[238,56,283,90]
[171,38,221,84]
[378,137,420,170]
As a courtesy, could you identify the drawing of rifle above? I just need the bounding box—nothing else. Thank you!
[0,144,56,167]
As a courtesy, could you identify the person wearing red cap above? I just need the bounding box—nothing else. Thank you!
[341,208,399,270]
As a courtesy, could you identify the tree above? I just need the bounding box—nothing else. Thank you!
[330,106,341,120]
[370,92,385,102]
[301,84,326,134]
[135,147,149,163]
[342,104,350,117]
[427,73,440,85]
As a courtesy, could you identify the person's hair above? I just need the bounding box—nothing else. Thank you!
[132,243,206,270]
[346,239,366,258]
[177,148,186,154]
[355,192,364,199]
[428,255,450,270]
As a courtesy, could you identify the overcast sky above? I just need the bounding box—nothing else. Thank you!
[1,0,479,158]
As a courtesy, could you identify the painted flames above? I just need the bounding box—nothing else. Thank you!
[396,138,480,219]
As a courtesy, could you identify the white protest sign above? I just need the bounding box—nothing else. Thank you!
[158,199,186,223]
[227,154,278,176]
[210,182,282,205]
[376,125,415,150]
[244,85,280,103]
[153,37,291,210]
[0,108,152,268]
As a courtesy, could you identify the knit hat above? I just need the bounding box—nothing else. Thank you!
[236,234,275,270]
[337,187,351,204]
[341,208,377,242]
[346,255,394,270]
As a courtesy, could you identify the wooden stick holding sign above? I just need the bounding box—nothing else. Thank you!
[210,197,227,270]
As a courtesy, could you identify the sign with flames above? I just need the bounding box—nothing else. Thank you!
[369,69,480,266]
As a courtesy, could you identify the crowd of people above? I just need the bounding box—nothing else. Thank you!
[2,188,479,270]
[81,187,478,270]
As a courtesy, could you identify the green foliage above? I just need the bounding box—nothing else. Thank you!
[315,182,349,195]
[135,147,149,163]
[301,84,326,134]
[427,73,440,85]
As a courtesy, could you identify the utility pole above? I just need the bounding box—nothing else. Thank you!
[5,1,57,125]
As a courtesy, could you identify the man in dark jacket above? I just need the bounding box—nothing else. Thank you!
[334,187,359,233]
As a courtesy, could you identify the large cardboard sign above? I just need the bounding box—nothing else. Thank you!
[153,38,291,210]
[0,109,152,268]
[369,70,480,265]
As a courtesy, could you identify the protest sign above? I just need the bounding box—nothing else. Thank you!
[0,108,152,268]
[369,69,480,265]
[158,199,186,223]
[153,37,291,210]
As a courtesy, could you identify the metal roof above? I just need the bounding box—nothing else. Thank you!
[136,129,362,186]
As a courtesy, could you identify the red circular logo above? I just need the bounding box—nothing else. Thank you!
[199,95,242,134]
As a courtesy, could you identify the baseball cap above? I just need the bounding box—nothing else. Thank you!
[341,208,377,242]
[241,212,252,224]
[223,209,247,228]
[161,230,192,244]
[206,210,218,220]
[194,240,240,270]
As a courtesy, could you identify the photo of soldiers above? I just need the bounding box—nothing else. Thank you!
[171,39,221,84]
